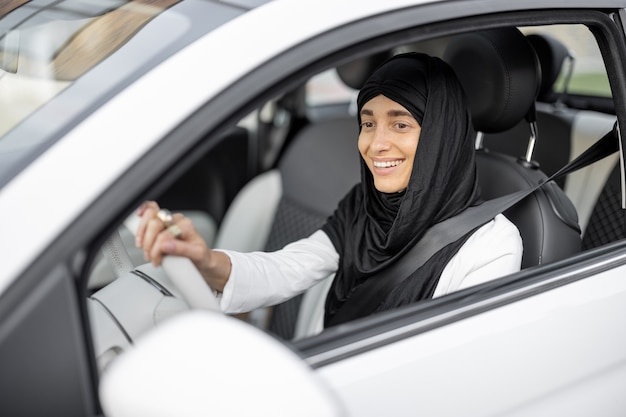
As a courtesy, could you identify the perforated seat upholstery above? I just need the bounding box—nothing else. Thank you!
[583,163,626,249]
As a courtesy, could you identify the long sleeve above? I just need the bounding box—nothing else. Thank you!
[217,230,339,314]
[433,213,523,297]
[217,214,521,327]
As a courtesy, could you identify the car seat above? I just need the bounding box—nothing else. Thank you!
[444,27,582,268]
[481,33,617,233]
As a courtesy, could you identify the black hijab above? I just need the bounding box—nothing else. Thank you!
[322,53,481,326]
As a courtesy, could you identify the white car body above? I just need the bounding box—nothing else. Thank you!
[1,0,626,416]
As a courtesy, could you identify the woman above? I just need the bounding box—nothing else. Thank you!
[135,53,522,329]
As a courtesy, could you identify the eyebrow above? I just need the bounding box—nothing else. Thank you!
[387,109,413,118]
[360,108,414,118]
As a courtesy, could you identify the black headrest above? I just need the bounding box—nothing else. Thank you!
[335,51,393,90]
[526,33,570,100]
[444,27,541,133]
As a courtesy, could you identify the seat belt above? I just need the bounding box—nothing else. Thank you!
[327,123,619,326]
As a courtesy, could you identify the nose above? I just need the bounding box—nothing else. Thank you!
[370,127,390,153]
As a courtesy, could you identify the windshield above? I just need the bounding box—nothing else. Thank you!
[0,0,245,186]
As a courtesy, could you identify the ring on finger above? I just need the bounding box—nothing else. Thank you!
[168,224,183,239]
[156,208,173,227]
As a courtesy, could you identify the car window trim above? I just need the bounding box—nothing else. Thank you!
[87,5,626,361]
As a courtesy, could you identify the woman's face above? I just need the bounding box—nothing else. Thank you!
[358,94,422,193]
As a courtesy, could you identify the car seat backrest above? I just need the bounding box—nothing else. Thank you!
[444,27,582,268]
[215,117,361,252]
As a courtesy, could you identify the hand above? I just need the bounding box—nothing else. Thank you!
[134,201,231,292]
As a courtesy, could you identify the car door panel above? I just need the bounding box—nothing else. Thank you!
[316,261,626,416]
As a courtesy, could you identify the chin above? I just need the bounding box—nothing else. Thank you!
[374,182,407,194]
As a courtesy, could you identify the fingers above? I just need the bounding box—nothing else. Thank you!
[141,211,209,267]
[133,209,227,291]
[147,214,184,263]
[135,201,160,248]
[142,216,168,261]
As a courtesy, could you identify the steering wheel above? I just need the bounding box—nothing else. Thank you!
[112,215,221,312]
[90,215,220,373]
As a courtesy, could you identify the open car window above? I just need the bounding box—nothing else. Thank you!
[86,14,622,362]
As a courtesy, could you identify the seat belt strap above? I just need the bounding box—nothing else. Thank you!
[327,123,618,327]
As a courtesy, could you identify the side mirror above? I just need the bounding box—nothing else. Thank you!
[99,311,345,417]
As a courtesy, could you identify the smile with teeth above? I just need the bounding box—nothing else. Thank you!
[373,159,403,168]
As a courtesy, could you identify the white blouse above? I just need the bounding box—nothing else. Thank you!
[218,213,523,318]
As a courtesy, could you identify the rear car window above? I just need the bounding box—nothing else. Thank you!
[523,24,611,97]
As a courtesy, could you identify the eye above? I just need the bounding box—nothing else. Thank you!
[361,121,375,129]
[395,122,410,130]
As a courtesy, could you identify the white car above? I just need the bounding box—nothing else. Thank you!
[2,0,626,416]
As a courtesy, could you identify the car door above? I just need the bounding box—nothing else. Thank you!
[305,260,626,416]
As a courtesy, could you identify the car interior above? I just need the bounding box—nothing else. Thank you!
[87,21,621,372]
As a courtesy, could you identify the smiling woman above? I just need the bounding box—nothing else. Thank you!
[322,52,523,325]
